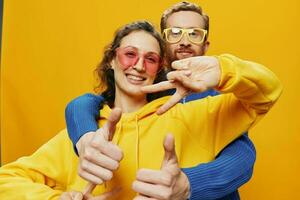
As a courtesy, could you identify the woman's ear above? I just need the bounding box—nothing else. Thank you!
[110,59,115,70]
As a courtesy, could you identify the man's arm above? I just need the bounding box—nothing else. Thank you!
[182,90,255,200]
[182,134,255,200]
[65,92,256,199]
[65,93,103,154]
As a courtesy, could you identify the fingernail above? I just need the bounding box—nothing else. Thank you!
[183,70,192,76]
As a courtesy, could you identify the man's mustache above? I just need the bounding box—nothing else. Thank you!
[175,47,195,54]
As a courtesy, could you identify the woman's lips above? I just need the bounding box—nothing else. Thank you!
[126,74,146,85]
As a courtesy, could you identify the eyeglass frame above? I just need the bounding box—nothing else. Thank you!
[163,27,208,44]
[115,46,162,75]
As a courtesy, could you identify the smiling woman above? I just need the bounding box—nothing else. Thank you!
[0,20,282,200]
[105,30,164,112]
[94,21,168,111]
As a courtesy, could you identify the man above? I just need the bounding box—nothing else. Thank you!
[66,2,256,199]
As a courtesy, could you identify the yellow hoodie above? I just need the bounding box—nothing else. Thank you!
[0,54,282,199]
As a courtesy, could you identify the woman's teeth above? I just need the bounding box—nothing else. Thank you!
[127,74,145,81]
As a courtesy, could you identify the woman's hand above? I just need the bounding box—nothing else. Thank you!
[60,187,121,200]
[76,108,123,185]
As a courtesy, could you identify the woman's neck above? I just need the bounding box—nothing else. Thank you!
[114,90,148,113]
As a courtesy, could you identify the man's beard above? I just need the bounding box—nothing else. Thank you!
[167,47,197,63]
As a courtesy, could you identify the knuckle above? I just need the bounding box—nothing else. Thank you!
[118,150,124,160]
[161,188,172,199]
[77,167,84,176]
[90,139,101,148]
[103,170,113,181]
[82,150,93,161]
[161,173,172,186]
[93,178,103,185]
[136,169,144,177]
[112,146,123,161]
[132,180,139,190]
[80,161,89,171]
[111,160,119,170]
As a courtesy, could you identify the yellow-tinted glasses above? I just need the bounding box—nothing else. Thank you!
[163,27,207,44]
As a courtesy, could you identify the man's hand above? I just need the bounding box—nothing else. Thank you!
[141,56,221,114]
[76,108,123,185]
[132,134,190,200]
[60,187,121,200]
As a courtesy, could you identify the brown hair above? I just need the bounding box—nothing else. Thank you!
[160,1,209,39]
[94,21,169,106]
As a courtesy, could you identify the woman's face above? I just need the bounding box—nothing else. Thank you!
[112,30,162,99]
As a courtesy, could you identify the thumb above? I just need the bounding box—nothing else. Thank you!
[161,134,178,168]
[103,107,122,141]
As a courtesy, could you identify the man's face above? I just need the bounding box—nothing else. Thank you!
[165,11,209,62]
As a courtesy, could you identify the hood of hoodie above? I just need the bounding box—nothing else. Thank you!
[99,96,171,171]
[100,96,171,122]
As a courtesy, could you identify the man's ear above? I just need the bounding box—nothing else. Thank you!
[203,40,210,54]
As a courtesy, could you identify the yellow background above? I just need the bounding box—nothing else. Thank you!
[1,0,299,199]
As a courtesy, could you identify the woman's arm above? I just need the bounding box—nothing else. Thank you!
[0,130,73,199]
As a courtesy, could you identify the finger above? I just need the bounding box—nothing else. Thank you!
[90,131,123,161]
[156,92,183,115]
[60,192,72,200]
[133,195,157,200]
[87,152,119,171]
[171,58,191,70]
[103,108,122,141]
[132,180,169,199]
[136,168,172,186]
[80,160,113,182]
[162,134,177,165]
[141,81,175,93]
[78,167,104,185]
[168,72,207,92]
[100,142,123,162]
[167,71,190,80]
[91,187,122,200]
[83,183,96,198]
[72,192,83,200]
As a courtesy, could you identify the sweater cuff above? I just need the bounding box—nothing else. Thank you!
[182,166,207,200]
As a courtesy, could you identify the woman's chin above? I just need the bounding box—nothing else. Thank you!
[127,85,147,97]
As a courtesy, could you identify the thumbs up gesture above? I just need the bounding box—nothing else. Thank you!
[76,108,123,185]
[132,134,190,200]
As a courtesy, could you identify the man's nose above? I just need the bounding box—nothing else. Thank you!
[179,33,191,47]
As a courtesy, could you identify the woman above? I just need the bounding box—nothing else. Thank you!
[0,21,282,200]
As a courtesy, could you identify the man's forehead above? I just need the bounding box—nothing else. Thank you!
[166,11,205,29]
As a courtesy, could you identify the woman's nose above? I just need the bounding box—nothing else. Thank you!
[133,57,146,72]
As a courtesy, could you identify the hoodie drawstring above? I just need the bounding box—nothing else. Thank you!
[135,115,140,171]
[112,115,140,171]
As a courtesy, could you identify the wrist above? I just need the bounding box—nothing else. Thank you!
[179,171,191,199]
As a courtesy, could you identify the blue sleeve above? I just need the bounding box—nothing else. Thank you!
[65,93,104,154]
[182,134,256,200]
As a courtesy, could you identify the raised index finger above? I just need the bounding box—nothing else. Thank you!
[140,81,175,93]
